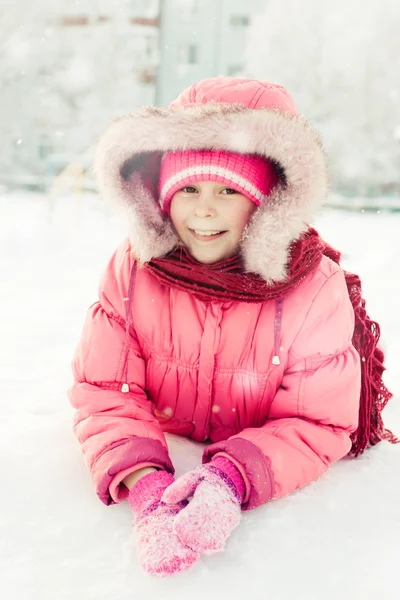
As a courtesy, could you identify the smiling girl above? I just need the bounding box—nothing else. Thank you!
[68,77,397,577]
[164,150,276,264]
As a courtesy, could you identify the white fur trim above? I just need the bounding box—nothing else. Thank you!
[94,104,328,282]
[160,166,267,206]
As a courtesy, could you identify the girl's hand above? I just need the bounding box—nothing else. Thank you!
[129,471,199,576]
[161,457,244,554]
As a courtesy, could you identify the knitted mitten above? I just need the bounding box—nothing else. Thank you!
[129,470,200,576]
[161,457,245,554]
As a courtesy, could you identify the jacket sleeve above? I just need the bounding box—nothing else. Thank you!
[68,239,173,506]
[203,270,361,510]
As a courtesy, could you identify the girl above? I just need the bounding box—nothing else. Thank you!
[68,77,397,576]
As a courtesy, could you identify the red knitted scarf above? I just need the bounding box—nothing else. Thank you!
[145,227,398,456]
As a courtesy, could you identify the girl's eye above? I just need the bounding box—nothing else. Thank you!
[180,186,197,193]
[221,187,237,195]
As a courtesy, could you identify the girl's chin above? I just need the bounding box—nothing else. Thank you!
[187,247,236,264]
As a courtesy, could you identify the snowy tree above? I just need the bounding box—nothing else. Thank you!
[246,0,400,194]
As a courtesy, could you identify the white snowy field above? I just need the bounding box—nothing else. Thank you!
[1,190,399,600]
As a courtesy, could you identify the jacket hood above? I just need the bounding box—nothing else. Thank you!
[94,77,329,283]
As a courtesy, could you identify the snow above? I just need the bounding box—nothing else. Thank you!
[1,191,399,600]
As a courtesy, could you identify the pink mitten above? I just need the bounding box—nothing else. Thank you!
[128,470,200,576]
[161,457,245,554]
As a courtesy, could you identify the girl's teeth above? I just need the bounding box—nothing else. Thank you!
[193,230,222,236]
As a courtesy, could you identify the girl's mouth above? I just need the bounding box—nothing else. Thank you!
[189,229,227,241]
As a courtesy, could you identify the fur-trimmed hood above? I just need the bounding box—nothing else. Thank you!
[94,77,329,283]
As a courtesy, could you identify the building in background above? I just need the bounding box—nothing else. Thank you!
[1,0,160,189]
[1,0,266,190]
[42,1,160,184]
[155,0,266,106]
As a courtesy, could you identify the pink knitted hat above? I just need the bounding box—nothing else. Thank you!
[158,150,279,213]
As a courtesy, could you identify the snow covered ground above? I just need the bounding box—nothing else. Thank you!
[1,190,399,600]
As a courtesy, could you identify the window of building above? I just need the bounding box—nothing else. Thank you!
[176,0,200,15]
[230,15,250,27]
[177,43,198,65]
[144,35,156,59]
[137,67,156,85]
[38,135,53,160]
[130,0,157,15]
[227,65,245,76]
[59,15,90,27]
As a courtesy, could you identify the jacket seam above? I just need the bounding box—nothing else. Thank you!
[272,416,336,468]
[145,356,273,378]
[147,353,200,370]
[303,344,355,370]
[98,303,143,383]
[97,237,132,328]
[288,270,341,360]
[103,306,126,328]
[285,343,355,376]
[268,418,335,468]
[85,381,128,391]
[249,86,264,108]
[91,437,135,471]
[91,299,127,329]
[298,365,306,417]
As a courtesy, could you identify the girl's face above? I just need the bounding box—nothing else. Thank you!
[169,181,257,264]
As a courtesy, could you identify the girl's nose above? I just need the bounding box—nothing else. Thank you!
[193,192,217,218]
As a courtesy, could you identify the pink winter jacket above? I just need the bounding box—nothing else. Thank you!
[69,78,361,509]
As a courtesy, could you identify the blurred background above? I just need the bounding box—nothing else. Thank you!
[1,4,400,597]
[1,0,399,208]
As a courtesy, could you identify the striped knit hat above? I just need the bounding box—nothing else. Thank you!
[158,150,279,213]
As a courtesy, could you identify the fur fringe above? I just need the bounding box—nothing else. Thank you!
[94,104,329,282]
